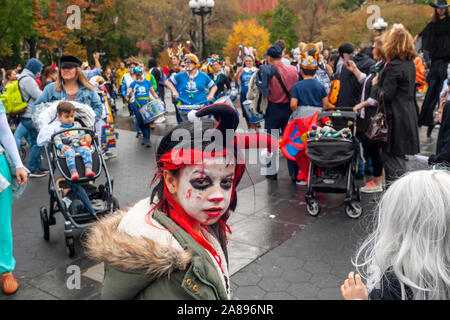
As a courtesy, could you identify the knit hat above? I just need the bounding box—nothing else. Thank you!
[338,43,355,57]
[264,45,283,59]
[301,56,318,70]
[25,58,44,77]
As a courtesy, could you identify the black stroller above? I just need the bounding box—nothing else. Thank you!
[305,108,362,219]
[38,113,119,257]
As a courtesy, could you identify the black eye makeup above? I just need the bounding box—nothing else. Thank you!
[190,177,212,190]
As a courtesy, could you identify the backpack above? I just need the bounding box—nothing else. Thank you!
[0,78,29,114]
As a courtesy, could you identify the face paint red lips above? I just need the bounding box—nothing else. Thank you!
[204,208,223,218]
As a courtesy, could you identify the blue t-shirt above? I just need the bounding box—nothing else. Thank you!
[169,71,215,105]
[129,79,153,107]
[240,69,255,93]
[291,79,327,107]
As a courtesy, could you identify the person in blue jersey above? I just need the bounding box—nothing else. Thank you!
[234,55,258,129]
[127,67,159,148]
[165,54,217,107]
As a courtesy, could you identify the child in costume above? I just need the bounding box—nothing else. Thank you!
[53,101,95,180]
[86,103,278,300]
[289,56,328,185]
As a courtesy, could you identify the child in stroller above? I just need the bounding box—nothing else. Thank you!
[53,101,95,180]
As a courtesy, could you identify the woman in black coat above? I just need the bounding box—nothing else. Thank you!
[376,24,420,182]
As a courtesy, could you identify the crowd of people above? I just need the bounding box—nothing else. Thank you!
[0,0,449,300]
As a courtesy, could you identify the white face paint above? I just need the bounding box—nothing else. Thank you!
[176,157,236,226]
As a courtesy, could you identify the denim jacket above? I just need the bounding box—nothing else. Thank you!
[32,82,103,121]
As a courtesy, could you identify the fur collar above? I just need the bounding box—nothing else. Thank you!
[85,199,192,277]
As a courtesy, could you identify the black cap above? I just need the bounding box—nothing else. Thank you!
[338,43,355,57]
[265,45,283,59]
[60,55,82,68]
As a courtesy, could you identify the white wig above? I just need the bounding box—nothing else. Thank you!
[353,169,450,300]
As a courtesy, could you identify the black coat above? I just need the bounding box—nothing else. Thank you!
[378,59,420,155]
[429,101,450,165]
[369,270,413,300]
[337,53,376,108]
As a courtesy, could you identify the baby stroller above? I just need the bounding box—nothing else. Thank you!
[34,100,120,257]
[305,108,362,219]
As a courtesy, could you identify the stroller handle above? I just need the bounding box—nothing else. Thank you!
[322,107,356,112]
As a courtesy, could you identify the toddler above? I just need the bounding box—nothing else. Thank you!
[53,101,95,180]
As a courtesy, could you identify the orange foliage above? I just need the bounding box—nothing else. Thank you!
[223,19,270,62]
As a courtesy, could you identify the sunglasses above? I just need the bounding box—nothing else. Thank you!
[184,60,195,64]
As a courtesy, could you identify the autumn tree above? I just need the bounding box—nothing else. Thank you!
[223,19,271,61]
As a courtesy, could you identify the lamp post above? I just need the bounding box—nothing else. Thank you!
[373,18,388,35]
[188,0,215,60]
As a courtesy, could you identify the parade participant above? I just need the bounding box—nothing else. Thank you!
[377,24,419,182]
[127,67,159,148]
[52,101,95,180]
[417,0,450,137]
[208,58,231,100]
[116,62,128,94]
[0,100,28,295]
[121,61,138,118]
[263,45,299,180]
[166,54,217,106]
[341,170,450,300]
[352,36,386,193]
[32,55,103,122]
[15,58,46,178]
[428,100,450,165]
[234,55,257,129]
[41,66,58,89]
[289,56,328,185]
[85,103,278,300]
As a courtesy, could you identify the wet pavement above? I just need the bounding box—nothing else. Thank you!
[1,96,435,300]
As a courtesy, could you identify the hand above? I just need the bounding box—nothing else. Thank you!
[372,74,379,86]
[106,116,111,124]
[207,94,214,102]
[61,145,70,153]
[340,272,369,300]
[353,103,363,112]
[15,167,28,186]
[435,112,442,124]
[93,52,100,60]
[172,91,179,100]
[347,60,357,73]
[85,134,92,145]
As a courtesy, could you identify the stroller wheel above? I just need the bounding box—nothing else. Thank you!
[66,236,75,258]
[306,199,321,217]
[40,207,50,241]
[345,201,362,219]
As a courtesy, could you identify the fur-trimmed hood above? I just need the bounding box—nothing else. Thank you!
[85,199,193,277]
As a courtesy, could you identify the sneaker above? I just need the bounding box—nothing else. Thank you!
[136,132,142,138]
[360,181,383,193]
[296,180,307,186]
[30,170,49,178]
[85,168,95,178]
[70,171,80,181]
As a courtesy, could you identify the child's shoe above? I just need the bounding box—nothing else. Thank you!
[85,167,95,177]
[70,170,80,181]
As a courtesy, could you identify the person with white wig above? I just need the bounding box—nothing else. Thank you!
[341,169,450,300]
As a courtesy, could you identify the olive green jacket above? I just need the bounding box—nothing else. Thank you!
[86,198,232,300]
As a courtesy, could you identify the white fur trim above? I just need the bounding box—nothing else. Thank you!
[117,198,184,252]
[260,148,273,159]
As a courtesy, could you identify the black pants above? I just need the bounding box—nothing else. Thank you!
[381,151,407,184]
[418,59,448,127]
[360,136,383,178]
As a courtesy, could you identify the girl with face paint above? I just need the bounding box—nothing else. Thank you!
[86,103,277,300]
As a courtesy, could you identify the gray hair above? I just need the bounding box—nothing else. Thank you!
[353,169,450,300]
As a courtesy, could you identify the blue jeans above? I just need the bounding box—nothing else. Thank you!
[13,122,32,149]
[132,105,150,145]
[20,117,43,172]
[129,105,142,133]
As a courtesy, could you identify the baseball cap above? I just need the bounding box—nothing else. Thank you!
[264,45,283,59]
